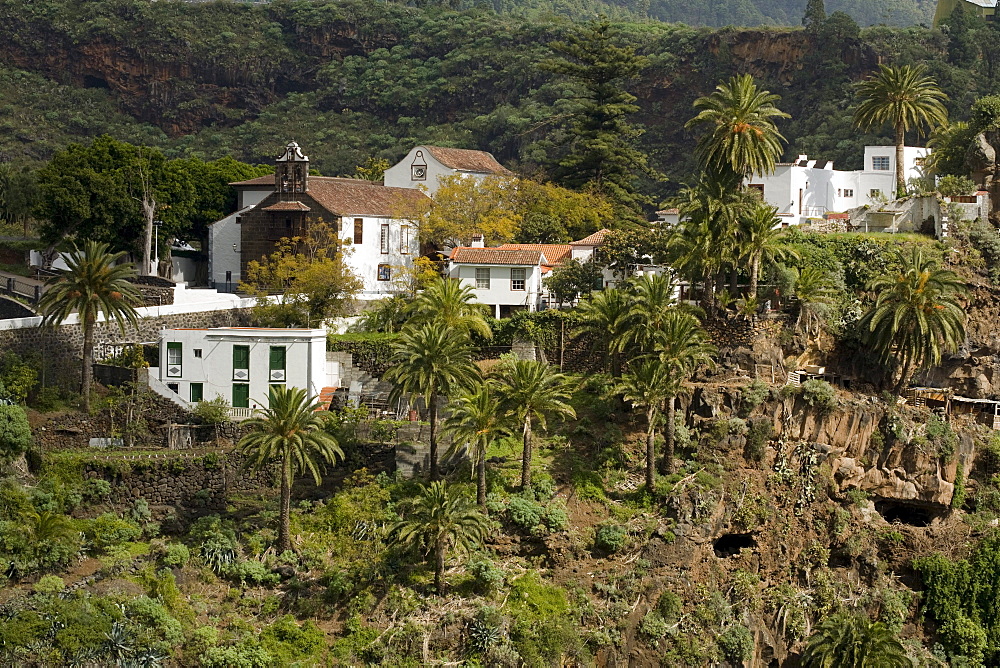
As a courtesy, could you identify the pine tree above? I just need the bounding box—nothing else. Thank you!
[803,0,826,28]
[543,19,653,218]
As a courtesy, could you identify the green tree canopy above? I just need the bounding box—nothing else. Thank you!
[542,19,653,218]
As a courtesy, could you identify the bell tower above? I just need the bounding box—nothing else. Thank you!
[275,141,308,197]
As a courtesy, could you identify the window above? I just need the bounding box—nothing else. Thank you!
[380,224,389,254]
[915,157,926,167]
[748,184,764,196]
[511,268,526,291]
[190,383,203,402]
[285,218,293,228]
[233,344,250,381]
[377,264,391,281]
[269,346,286,382]
[400,225,410,254]
[193,348,202,358]
[269,384,285,403]
[837,189,841,197]
[475,268,490,289]
[167,383,179,394]
[843,189,854,197]
[870,189,882,198]
[232,383,249,408]
[354,218,363,245]
[872,156,891,170]
[166,342,182,377]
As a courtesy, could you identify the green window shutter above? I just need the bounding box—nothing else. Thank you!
[232,383,249,408]
[268,384,285,405]
[269,346,285,370]
[190,383,203,403]
[166,342,182,377]
[233,345,250,381]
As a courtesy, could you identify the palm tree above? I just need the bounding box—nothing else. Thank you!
[792,266,839,341]
[801,611,911,668]
[38,241,143,413]
[390,481,490,593]
[442,382,512,508]
[654,310,716,473]
[574,288,632,376]
[626,273,675,353]
[618,358,674,489]
[738,200,798,299]
[239,386,343,553]
[495,359,576,489]
[854,64,948,198]
[385,322,480,480]
[405,277,493,339]
[670,176,750,313]
[685,74,789,184]
[858,246,966,393]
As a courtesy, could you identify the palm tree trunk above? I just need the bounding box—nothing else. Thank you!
[895,123,906,199]
[702,268,715,314]
[477,436,487,510]
[520,414,532,490]
[895,354,914,396]
[278,452,292,552]
[749,255,761,298]
[434,539,445,593]
[645,407,657,490]
[664,396,677,474]
[429,396,439,481]
[81,319,94,413]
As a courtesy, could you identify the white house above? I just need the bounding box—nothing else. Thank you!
[384,145,512,196]
[207,175,277,291]
[150,327,329,414]
[447,241,563,317]
[748,146,931,226]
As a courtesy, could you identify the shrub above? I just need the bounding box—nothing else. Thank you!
[82,513,142,552]
[507,496,543,531]
[745,418,773,462]
[656,590,682,621]
[201,642,273,668]
[33,574,65,595]
[740,379,770,417]
[188,516,238,572]
[82,478,111,502]
[712,417,747,439]
[639,612,670,639]
[194,397,231,425]
[717,625,754,663]
[594,523,628,554]
[224,559,280,586]
[469,557,505,596]
[0,403,31,464]
[939,175,976,198]
[162,543,190,568]
[800,379,837,414]
[927,414,958,462]
[542,503,569,531]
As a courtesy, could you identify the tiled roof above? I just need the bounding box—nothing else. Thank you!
[450,248,544,265]
[424,146,512,175]
[496,244,571,264]
[263,201,311,211]
[230,174,275,187]
[657,208,679,215]
[569,229,611,246]
[306,178,430,216]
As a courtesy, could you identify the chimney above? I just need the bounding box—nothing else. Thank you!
[471,234,485,248]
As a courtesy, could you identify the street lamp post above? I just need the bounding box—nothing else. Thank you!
[152,220,163,276]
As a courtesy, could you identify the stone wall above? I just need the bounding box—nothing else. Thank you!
[0,307,254,389]
[83,450,276,513]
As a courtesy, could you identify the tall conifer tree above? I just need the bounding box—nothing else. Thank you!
[543,19,652,218]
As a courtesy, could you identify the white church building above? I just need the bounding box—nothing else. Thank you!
[748,145,931,226]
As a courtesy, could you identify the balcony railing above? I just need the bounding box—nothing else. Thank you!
[226,407,262,421]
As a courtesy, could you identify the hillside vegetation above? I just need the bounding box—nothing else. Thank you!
[0,0,992,198]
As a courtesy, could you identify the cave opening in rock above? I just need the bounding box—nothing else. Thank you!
[713,533,757,557]
[83,75,110,89]
[874,500,940,527]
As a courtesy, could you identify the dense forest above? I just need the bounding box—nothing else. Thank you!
[0,0,994,202]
